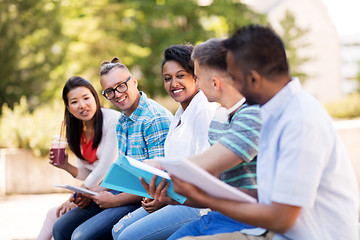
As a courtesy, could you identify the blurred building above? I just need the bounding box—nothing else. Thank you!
[341,34,360,94]
[244,0,342,103]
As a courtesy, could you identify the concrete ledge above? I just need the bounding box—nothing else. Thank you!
[0,148,80,195]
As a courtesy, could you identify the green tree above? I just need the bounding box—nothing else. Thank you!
[0,0,67,111]
[86,0,266,96]
[279,10,310,82]
[1,0,265,111]
[1,0,268,156]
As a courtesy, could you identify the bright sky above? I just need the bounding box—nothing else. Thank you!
[321,0,360,37]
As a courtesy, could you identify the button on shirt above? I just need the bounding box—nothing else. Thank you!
[116,92,172,162]
[257,78,359,240]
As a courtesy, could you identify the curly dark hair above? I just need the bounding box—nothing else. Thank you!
[161,44,194,75]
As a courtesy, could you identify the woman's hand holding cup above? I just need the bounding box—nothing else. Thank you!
[49,149,69,169]
[49,135,68,168]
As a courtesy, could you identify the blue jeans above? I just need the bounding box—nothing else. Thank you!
[53,200,140,240]
[112,205,204,240]
[168,211,257,240]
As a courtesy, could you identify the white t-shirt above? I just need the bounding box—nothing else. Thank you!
[76,108,121,188]
[258,78,359,240]
[164,91,217,158]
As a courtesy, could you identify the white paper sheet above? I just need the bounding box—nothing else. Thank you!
[154,157,256,203]
[53,184,99,195]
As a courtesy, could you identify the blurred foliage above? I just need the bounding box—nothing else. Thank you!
[0,0,67,111]
[279,10,310,83]
[1,0,318,155]
[59,0,266,96]
[1,0,266,108]
[325,92,360,119]
[0,0,264,156]
[0,97,64,156]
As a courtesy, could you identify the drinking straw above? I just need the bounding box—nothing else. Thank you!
[58,121,64,147]
[60,120,64,139]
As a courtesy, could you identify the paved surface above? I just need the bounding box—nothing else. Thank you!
[0,193,69,240]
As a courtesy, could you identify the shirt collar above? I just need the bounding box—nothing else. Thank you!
[261,77,302,122]
[119,91,147,123]
[176,90,205,123]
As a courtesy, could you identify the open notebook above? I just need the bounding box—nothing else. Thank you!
[102,155,256,204]
[154,157,257,203]
[101,155,186,204]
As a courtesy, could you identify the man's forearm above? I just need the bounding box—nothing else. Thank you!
[171,176,300,234]
[206,197,300,234]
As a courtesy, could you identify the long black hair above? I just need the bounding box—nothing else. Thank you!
[62,76,103,160]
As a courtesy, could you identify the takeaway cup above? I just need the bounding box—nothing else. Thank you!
[51,135,67,166]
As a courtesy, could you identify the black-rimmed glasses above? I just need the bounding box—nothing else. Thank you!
[102,76,132,100]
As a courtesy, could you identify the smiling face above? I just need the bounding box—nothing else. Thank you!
[162,60,198,110]
[66,86,97,122]
[100,67,140,116]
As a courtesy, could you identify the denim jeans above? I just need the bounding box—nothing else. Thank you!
[52,200,140,240]
[112,205,205,240]
[168,211,257,240]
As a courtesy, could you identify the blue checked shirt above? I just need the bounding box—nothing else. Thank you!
[116,92,172,162]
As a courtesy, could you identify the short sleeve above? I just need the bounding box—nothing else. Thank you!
[218,105,261,162]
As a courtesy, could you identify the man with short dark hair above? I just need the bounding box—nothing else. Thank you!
[171,25,359,240]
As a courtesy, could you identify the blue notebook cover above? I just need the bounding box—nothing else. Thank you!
[101,156,186,204]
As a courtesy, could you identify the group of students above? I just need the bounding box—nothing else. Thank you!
[38,24,359,240]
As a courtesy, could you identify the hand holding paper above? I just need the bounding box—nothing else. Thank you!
[170,174,211,207]
[140,175,177,205]
[141,196,167,213]
[90,191,121,209]
[154,157,256,203]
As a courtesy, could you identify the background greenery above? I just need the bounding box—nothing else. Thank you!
[1,0,357,156]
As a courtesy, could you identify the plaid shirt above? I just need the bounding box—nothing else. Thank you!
[116,91,172,162]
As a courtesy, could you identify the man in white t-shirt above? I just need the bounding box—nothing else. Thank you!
[170,25,359,240]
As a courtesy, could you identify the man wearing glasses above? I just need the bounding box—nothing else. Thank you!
[99,57,173,162]
[53,57,172,240]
